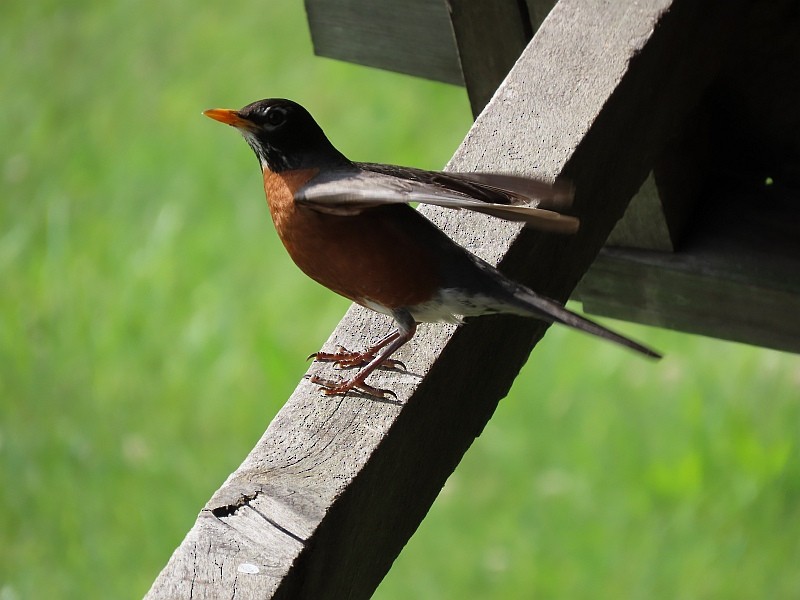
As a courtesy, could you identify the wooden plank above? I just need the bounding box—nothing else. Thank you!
[304,0,463,85]
[525,0,559,31]
[447,0,531,116]
[146,1,745,598]
[580,1,800,343]
[578,166,800,352]
[577,246,800,353]
[449,0,687,252]
[304,0,560,90]
[445,0,687,251]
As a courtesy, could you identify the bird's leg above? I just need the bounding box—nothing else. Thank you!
[309,313,416,399]
[309,331,406,371]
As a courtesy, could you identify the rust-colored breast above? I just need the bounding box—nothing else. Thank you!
[262,168,440,311]
[263,168,319,233]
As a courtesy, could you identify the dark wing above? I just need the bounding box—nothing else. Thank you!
[295,164,579,234]
[358,163,574,211]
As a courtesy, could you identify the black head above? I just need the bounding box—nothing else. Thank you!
[204,98,349,172]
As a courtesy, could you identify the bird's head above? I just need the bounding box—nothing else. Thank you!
[204,98,348,173]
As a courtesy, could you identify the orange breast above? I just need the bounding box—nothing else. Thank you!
[262,169,440,310]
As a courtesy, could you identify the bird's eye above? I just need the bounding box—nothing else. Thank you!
[265,107,287,127]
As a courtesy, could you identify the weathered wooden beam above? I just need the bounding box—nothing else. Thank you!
[447,0,531,116]
[577,245,800,354]
[578,0,800,348]
[577,169,800,353]
[146,1,744,597]
[304,0,560,90]
[304,0,463,85]
[444,0,688,253]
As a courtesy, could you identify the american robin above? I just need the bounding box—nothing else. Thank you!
[204,98,660,398]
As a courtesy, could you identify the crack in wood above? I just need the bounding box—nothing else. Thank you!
[210,490,307,545]
[210,491,262,518]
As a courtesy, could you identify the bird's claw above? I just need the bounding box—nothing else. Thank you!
[307,374,397,400]
[308,347,406,372]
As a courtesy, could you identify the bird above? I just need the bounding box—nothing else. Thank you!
[203,98,660,398]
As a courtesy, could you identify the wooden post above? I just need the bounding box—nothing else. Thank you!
[146,0,743,597]
[447,0,531,116]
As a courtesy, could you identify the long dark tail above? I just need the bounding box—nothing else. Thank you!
[510,287,662,359]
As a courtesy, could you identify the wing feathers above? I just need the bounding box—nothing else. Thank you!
[445,172,575,211]
[295,165,579,234]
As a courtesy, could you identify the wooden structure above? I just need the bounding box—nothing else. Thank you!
[306,0,800,353]
[147,1,799,598]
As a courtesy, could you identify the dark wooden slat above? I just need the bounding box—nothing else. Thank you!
[303,0,561,92]
[146,1,745,597]
[304,0,463,85]
[578,246,800,353]
[578,177,800,353]
[525,0,559,30]
[447,0,531,116]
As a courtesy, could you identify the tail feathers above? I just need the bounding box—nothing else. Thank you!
[511,288,662,359]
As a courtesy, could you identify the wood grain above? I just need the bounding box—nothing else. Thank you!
[447,0,531,116]
[305,0,463,85]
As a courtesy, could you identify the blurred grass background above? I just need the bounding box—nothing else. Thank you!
[2,1,799,598]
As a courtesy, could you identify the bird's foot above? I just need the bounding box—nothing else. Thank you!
[308,346,406,372]
[307,374,397,400]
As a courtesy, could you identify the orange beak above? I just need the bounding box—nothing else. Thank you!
[203,108,255,130]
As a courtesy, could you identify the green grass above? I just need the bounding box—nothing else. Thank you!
[2,1,799,598]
